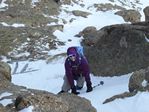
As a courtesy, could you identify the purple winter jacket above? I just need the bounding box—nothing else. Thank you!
[65,55,92,88]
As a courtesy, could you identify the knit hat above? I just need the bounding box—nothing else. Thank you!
[67,47,77,56]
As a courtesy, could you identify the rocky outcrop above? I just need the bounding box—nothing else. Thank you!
[81,21,149,76]
[94,3,125,12]
[115,9,141,23]
[103,91,137,104]
[77,26,98,46]
[103,67,149,104]
[128,66,149,92]
[103,85,149,104]
[0,0,62,61]
[0,61,96,112]
[0,61,11,81]
[72,10,91,18]
[143,6,149,21]
[128,69,145,92]
[58,93,97,112]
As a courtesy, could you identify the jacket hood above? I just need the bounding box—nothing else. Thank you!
[67,47,77,56]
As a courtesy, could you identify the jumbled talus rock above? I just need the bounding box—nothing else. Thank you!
[115,9,141,23]
[129,66,149,92]
[0,61,11,81]
[103,67,149,104]
[14,95,31,111]
[0,61,96,112]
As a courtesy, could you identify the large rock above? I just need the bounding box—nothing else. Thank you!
[59,93,97,112]
[82,22,149,76]
[128,69,146,92]
[143,6,149,21]
[115,9,141,23]
[72,10,91,18]
[0,61,11,81]
[0,87,97,112]
[78,26,98,46]
[129,66,149,92]
[103,67,149,104]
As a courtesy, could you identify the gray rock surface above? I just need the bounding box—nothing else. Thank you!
[129,66,149,92]
[144,6,149,21]
[103,67,149,104]
[115,9,141,23]
[82,22,149,76]
[0,61,11,81]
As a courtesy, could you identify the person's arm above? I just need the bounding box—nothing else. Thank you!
[81,58,91,84]
[81,58,93,92]
[65,59,80,94]
[65,59,75,88]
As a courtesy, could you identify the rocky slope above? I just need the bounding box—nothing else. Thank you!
[0,61,96,112]
[1,0,149,110]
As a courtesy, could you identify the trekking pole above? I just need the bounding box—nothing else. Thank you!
[93,81,104,88]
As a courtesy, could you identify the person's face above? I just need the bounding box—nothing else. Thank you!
[69,54,76,61]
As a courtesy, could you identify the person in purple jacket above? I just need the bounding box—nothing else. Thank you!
[58,47,93,95]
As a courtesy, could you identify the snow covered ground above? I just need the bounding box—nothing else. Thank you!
[1,0,149,112]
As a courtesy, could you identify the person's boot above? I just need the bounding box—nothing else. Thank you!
[71,86,80,95]
[76,86,83,90]
[57,90,65,94]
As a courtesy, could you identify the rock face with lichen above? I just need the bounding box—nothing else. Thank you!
[0,0,146,63]
[128,67,149,92]
[82,21,149,76]
[115,9,141,23]
[143,6,149,21]
[102,67,149,104]
[0,0,62,61]
[0,61,11,81]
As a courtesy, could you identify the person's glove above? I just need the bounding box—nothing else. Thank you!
[86,84,93,92]
[71,86,80,95]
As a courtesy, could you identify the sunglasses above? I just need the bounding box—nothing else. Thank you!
[68,54,76,58]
